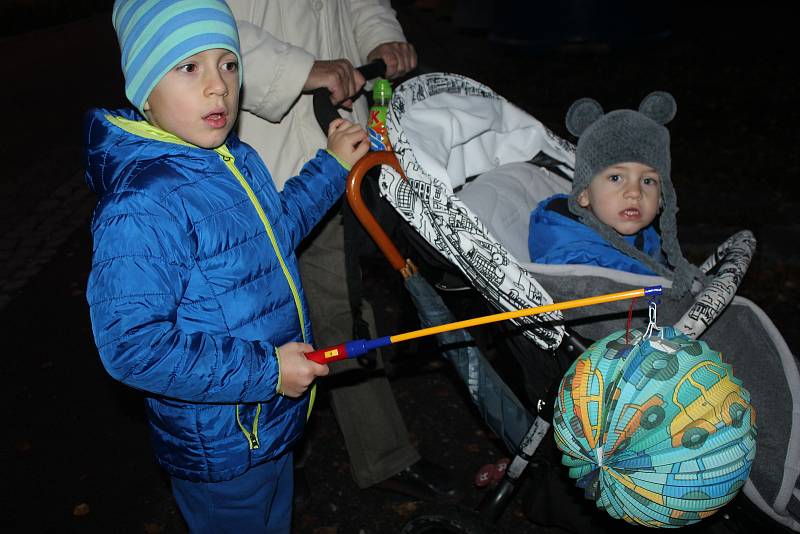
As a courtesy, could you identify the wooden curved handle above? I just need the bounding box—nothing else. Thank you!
[345,151,409,273]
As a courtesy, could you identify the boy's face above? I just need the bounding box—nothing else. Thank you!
[144,48,239,149]
[577,162,662,235]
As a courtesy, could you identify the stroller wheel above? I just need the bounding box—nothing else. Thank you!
[400,504,495,534]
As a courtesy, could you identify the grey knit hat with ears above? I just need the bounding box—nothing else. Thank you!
[565,91,703,296]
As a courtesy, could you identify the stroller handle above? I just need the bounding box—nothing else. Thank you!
[310,59,412,274]
[345,151,412,274]
[312,59,387,133]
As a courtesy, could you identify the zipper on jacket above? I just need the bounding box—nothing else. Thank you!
[216,147,309,343]
[236,403,262,449]
[106,118,309,342]
[217,146,317,442]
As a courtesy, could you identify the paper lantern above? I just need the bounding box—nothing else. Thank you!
[553,326,756,527]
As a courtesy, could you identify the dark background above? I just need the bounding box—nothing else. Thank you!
[1,1,798,533]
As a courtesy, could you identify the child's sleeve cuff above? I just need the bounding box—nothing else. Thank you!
[325,149,352,171]
[274,346,282,395]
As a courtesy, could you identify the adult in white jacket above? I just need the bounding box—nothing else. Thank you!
[229,0,456,500]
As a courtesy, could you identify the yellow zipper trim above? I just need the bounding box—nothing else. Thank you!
[104,114,308,337]
[307,382,316,419]
[216,146,316,420]
[105,114,197,148]
[215,145,308,344]
[105,114,318,422]
[235,403,262,450]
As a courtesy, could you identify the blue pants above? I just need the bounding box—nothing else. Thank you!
[171,453,293,534]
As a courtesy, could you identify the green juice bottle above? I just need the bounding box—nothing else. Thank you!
[367,78,392,151]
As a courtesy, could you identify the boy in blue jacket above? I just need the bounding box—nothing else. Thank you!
[528,91,700,295]
[84,1,368,532]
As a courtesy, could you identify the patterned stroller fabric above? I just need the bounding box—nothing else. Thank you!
[380,72,798,530]
[553,326,757,527]
[380,73,576,350]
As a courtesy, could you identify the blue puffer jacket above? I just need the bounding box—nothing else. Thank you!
[529,194,663,275]
[84,108,347,482]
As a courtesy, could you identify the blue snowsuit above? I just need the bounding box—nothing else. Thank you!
[84,108,346,483]
[529,194,663,275]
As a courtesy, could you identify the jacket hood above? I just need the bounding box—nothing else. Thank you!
[83,107,246,196]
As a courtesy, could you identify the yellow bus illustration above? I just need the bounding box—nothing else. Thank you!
[670,360,749,449]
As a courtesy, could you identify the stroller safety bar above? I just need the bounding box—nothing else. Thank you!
[675,229,756,339]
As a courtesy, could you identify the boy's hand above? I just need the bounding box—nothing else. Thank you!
[327,118,369,168]
[276,342,329,398]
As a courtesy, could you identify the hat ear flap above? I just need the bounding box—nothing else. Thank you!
[566,97,604,137]
[639,91,677,125]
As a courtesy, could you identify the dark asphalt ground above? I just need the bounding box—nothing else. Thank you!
[2,2,799,533]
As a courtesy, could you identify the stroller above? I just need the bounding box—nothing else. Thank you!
[338,72,799,532]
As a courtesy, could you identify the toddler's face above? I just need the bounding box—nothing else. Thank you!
[577,162,662,235]
[144,48,239,149]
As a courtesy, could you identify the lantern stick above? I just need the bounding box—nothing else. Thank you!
[305,286,662,364]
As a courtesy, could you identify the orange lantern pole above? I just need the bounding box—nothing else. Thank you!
[305,286,662,364]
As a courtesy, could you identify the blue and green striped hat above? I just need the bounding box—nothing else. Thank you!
[112,0,242,115]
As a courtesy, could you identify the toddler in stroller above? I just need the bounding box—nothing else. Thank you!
[528,91,696,288]
[346,72,799,531]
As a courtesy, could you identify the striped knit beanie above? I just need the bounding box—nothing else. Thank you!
[112,0,242,115]
[565,92,704,296]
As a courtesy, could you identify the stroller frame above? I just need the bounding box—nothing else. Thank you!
[339,73,800,532]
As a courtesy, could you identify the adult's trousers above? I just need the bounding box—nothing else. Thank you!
[298,208,420,488]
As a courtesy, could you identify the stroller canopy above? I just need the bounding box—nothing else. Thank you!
[381,73,577,350]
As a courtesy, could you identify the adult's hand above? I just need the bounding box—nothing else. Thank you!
[303,59,366,108]
[367,42,417,79]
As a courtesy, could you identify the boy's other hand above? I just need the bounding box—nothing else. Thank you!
[276,342,329,398]
[327,118,369,168]
[304,59,366,109]
[367,42,417,80]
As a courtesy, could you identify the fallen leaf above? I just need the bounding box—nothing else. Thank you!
[391,501,419,517]
[72,503,90,517]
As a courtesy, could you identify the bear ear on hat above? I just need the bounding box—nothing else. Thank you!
[566,97,604,137]
[639,91,677,125]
